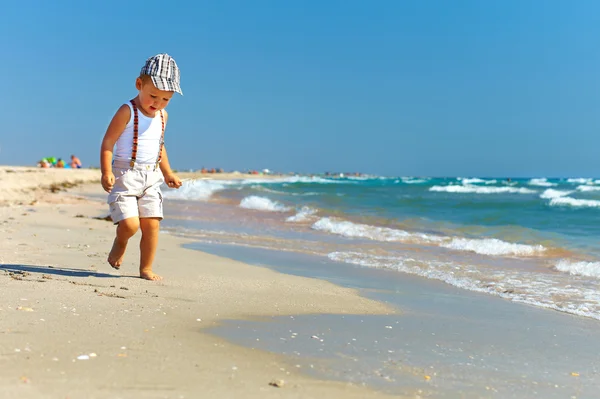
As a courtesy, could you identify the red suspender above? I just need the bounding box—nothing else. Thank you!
[157,109,165,166]
[129,100,139,168]
[129,100,165,168]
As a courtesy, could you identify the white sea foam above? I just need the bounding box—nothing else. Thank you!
[528,178,557,187]
[567,178,593,184]
[285,176,352,184]
[502,180,519,186]
[549,197,600,208]
[162,180,230,200]
[286,207,318,222]
[540,189,573,199]
[555,260,600,278]
[328,251,600,321]
[239,196,291,212]
[250,185,289,195]
[459,178,497,185]
[347,175,375,181]
[440,237,545,256]
[430,185,536,194]
[214,175,351,187]
[576,185,600,192]
[312,218,441,243]
[401,177,429,184]
[261,176,352,185]
[459,178,483,184]
[312,217,543,257]
[165,175,355,201]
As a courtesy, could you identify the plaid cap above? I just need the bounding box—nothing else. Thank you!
[140,53,183,95]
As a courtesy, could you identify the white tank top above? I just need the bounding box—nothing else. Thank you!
[114,102,163,164]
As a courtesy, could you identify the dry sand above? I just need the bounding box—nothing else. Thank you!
[0,166,400,398]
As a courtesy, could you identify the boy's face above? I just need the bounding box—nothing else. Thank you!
[135,78,174,115]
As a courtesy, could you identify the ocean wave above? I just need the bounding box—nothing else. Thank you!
[440,237,545,256]
[567,178,593,184]
[164,175,357,201]
[252,186,320,197]
[284,176,355,184]
[293,192,321,196]
[554,259,600,278]
[286,206,318,222]
[430,185,536,194]
[239,196,291,212]
[250,185,289,195]
[243,176,346,185]
[219,175,353,186]
[312,217,441,243]
[502,181,519,186]
[346,175,378,181]
[312,217,544,257]
[576,185,600,192]
[162,179,229,200]
[528,178,557,187]
[549,197,600,208]
[459,178,497,185]
[401,177,429,184]
[328,251,600,321]
[540,189,573,199]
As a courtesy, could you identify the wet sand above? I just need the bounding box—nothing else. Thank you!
[199,244,600,398]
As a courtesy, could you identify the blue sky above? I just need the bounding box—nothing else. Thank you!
[2,0,600,177]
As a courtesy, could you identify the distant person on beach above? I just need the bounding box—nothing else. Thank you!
[99,54,183,281]
[38,157,56,167]
[70,155,82,168]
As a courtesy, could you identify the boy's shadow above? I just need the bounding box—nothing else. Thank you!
[0,264,118,278]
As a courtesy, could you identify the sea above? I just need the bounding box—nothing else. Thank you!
[160,174,600,321]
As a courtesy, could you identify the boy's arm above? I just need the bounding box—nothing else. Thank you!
[158,111,183,189]
[158,145,174,175]
[100,105,130,191]
[159,146,182,189]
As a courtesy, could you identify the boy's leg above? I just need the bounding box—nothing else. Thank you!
[107,166,142,269]
[139,217,161,281]
[108,217,140,269]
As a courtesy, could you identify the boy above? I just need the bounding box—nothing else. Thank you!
[100,54,183,281]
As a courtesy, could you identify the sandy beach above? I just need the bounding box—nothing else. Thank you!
[0,166,399,398]
[5,166,600,398]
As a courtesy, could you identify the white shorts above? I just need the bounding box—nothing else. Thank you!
[107,163,164,224]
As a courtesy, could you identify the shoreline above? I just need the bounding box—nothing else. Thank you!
[0,167,399,398]
[196,243,600,398]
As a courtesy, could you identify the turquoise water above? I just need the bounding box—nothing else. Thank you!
[162,175,600,320]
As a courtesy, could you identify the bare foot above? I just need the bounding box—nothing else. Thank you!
[140,270,162,281]
[107,239,127,269]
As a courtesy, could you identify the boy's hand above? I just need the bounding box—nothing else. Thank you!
[164,173,182,189]
[101,172,115,193]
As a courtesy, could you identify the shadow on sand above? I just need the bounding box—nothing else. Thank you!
[0,264,118,278]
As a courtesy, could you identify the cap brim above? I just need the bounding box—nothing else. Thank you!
[151,76,183,95]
